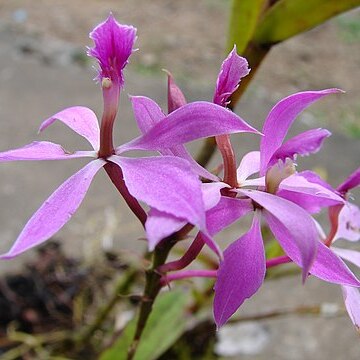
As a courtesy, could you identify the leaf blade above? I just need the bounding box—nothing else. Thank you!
[254,0,360,44]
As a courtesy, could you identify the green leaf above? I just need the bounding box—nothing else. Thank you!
[254,0,360,44]
[265,238,284,259]
[100,290,188,360]
[227,0,267,53]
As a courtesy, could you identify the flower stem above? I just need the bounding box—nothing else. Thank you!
[99,80,120,158]
[324,204,343,247]
[160,269,217,286]
[158,232,205,273]
[127,224,193,360]
[216,134,237,187]
[266,255,291,268]
[104,162,147,226]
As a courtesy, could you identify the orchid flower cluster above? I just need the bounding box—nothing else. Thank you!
[1,15,359,332]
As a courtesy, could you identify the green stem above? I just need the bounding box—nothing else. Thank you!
[127,225,193,360]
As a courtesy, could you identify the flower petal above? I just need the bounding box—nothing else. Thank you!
[0,141,96,162]
[213,46,250,107]
[268,128,331,167]
[297,170,336,192]
[0,159,105,259]
[39,107,100,151]
[162,146,219,181]
[311,243,360,286]
[334,203,360,242]
[88,14,136,85]
[260,89,342,174]
[131,96,218,181]
[117,101,260,153]
[264,213,360,286]
[236,151,261,182]
[241,189,318,278]
[166,70,187,113]
[109,155,206,230]
[131,95,166,134]
[342,285,360,330]
[337,167,360,194]
[277,173,344,213]
[146,209,186,250]
[214,215,265,327]
[202,182,230,211]
[206,196,253,236]
[332,247,360,268]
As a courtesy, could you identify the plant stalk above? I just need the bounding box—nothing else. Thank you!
[127,225,193,359]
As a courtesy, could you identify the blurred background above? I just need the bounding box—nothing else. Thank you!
[0,1,359,359]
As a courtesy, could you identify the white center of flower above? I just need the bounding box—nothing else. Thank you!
[265,158,296,194]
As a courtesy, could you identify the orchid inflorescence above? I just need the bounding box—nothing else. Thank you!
[0,14,359,332]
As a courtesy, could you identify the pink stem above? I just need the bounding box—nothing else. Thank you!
[99,79,120,158]
[160,255,295,287]
[266,255,291,268]
[216,134,237,188]
[104,162,147,226]
[160,270,217,286]
[158,233,205,273]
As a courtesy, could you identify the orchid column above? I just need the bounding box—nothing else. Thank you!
[88,15,136,158]
[88,16,147,225]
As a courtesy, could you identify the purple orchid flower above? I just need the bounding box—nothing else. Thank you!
[312,167,360,330]
[144,48,354,327]
[209,89,360,327]
[0,15,261,259]
[115,47,261,250]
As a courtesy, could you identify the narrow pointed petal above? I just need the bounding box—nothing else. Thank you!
[311,243,360,286]
[39,107,100,151]
[264,213,360,286]
[131,96,218,181]
[88,14,136,85]
[260,89,342,174]
[268,128,331,168]
[202,182,230,211]
[0,159,105,259]
[117,102,260,153]
[337,167,360,194]
[146,209,186,250]
[241,189,318,277]
[0,141,96,162]
[213,46,250,107]
[342,286,360,330]
[206,197,253,236]
[236,151,261,182]
[109,155,206,230]
[161,146,219,181]
[334,203,360,242]
[131,95,166,134]
[214,215,265,327]
[166,70,187,113]
[277,173,344,213]
[297,170,336,192]
[332,247,360,268]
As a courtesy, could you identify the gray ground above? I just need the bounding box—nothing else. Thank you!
[0,2,359,359]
